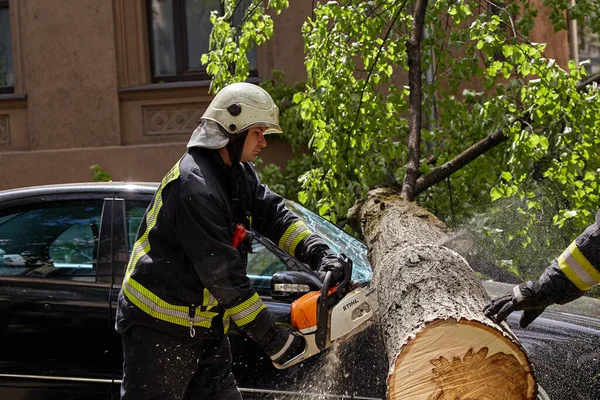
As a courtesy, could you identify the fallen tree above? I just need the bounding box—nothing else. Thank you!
[348,187,536,399]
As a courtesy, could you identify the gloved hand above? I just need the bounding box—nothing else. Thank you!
[258,325,305,365]
[483,281,554,328]
[317,252,349,285]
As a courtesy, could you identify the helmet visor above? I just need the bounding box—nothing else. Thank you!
[255,123,282,135]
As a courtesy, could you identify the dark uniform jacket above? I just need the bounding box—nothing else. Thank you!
[541,208,600,303]
[116,148,330,343]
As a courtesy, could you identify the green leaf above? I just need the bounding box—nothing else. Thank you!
[319,202,330,215]
[293,92,303,104]
[491,187,504,201]
[298,191,308,204]
[584,171,595,181]
[315,137,326,152]
[529,134,540,146]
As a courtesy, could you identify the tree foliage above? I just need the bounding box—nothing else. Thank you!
[254,71,314,202]
[201,0,289,91]
[90,164,112,182]
[203,0,600,280]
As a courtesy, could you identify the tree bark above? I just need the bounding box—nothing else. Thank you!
[348,187,536,399]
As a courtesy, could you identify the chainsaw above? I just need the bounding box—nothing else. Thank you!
[272,254,379,369]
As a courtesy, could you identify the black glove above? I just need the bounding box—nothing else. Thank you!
[483,281,554,328]
[258,325,305,365]
[317,252,348,285]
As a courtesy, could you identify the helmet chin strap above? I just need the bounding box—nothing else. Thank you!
[225,131,248,166]
[222,129,249,226]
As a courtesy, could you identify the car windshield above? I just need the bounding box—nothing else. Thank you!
[285,200,372,283]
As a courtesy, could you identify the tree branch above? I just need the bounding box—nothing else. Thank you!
[414,129,509,194]
[400,0,429,200]
[413,72,600,196]
[575,72,600,91]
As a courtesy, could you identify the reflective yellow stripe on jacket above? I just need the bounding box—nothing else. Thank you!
[122,161,218,328]
[222,292,266,333]
[279,220,312,256]
[122,161,268,332]
[558,241,600,291]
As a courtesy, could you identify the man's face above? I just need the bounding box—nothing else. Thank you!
[241,126,268,162]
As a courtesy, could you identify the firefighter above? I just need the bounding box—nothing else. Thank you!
[116,82,349,400]
[484,208,600,328]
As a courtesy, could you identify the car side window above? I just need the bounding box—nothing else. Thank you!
[247,242,287,275]
[0,200,103,281]
[247,241,288,293]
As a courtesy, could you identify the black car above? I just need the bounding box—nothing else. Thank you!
[0,183,598,400]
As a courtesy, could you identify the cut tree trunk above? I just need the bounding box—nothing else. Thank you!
[348,187,537,399]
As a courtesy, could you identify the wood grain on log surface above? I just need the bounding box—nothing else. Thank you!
[348,188,537,399]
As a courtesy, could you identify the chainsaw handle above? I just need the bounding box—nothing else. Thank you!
[333,253,353,299]
[271,332,320,370]
[320,271,333,298]
[316,271,333,350]
[315,255,353,350]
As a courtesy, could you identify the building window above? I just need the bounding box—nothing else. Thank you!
[0,0,14,94]
[147,0,258,83]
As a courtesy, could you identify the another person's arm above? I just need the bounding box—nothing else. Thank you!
[484,209,600,327]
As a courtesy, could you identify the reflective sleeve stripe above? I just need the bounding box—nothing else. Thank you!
[125,161,181,278]
[558,241,600,291]
[270,334,294,361]
[279,221,313,256]
[123,277,218,328]
[224,293,267,327]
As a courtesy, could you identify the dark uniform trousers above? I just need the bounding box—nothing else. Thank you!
[120,325,242,400]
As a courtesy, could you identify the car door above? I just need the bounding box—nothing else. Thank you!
[0,195,116,399]
[106,196,151,394]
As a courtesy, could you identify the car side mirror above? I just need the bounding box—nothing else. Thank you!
[271,271,322,302]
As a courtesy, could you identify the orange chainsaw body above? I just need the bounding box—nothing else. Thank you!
[290,286,338,334]
[271,254,378,370]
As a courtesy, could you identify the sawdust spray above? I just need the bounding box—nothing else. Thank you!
[267,325,387,399]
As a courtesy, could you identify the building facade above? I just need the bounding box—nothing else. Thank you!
[0,0,574,190]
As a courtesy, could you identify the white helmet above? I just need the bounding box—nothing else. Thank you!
[202,82,282,136]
